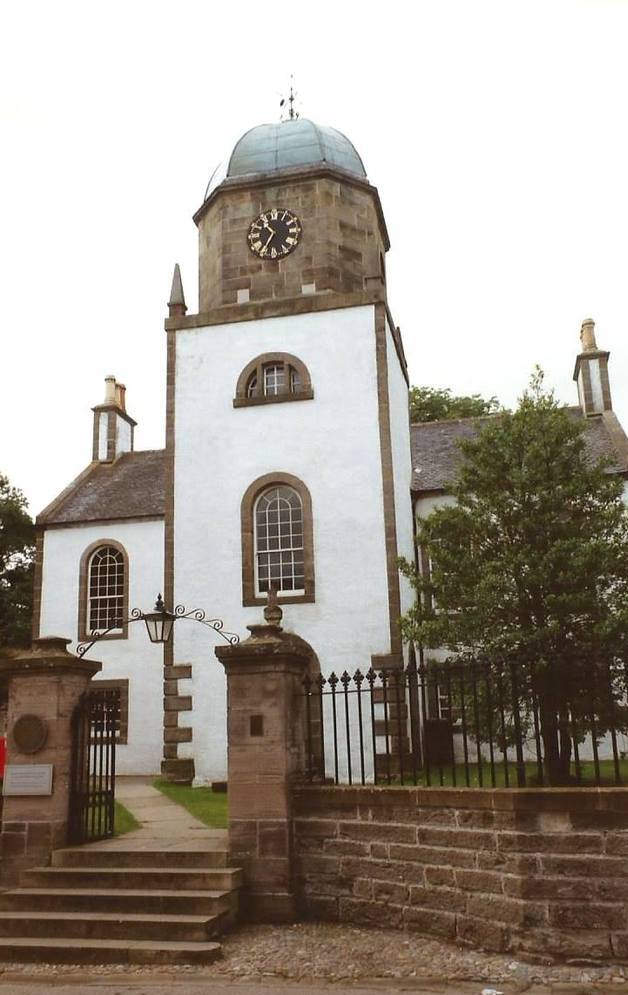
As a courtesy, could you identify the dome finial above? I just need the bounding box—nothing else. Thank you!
[279,76,299,121]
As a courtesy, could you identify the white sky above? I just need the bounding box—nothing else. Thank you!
[3,0,628,516]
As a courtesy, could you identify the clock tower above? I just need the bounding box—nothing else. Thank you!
[193,119,389,309]
[164,116,414,784]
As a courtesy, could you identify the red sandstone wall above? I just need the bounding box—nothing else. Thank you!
[292,785,628,961]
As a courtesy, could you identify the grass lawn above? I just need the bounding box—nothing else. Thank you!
[379,756,628,788]
[152,778,228,828]
[114,800,141,835]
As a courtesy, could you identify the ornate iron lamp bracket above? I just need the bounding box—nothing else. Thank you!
[76,596,240,658]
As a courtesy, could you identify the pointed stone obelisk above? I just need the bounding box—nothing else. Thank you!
[168,263,187,318]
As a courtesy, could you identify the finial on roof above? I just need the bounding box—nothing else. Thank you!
[168,264,187,318]
[279,76,299,121]
[580,318,597,353]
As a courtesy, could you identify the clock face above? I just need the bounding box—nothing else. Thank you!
[247,209,302,260]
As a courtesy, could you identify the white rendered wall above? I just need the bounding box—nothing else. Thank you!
[589,358,604,413]
[98,413,108,460]
[173,304,411,783]
[39,519,165,775]
[385,316,415,630]
[116,416,132,456]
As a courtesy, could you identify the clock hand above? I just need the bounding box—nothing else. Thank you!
[264,227,275,248]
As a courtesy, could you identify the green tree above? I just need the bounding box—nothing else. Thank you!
[409,386,500,423]
[400,371,628,784]
[0,474,35,648]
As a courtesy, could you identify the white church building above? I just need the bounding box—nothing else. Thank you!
[33,117,416,784]
[33,117,628,784]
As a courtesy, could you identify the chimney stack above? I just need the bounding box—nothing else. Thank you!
[92,376,137,462]
[573,319,613,416]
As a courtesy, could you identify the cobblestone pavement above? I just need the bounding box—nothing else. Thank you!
[0,923,625,992]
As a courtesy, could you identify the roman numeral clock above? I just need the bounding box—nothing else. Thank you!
[247,208,302,260]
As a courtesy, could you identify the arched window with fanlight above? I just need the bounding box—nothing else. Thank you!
[234,353,313,408]
[241,473,315,606]
[78,540,129,641]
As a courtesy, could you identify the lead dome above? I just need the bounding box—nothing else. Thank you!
[204,118,367,199]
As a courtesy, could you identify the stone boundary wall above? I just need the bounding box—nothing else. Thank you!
[293,785,628,962]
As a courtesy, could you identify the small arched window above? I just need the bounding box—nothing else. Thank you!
[241,473,315,606]
[254,486,304,595]
[235,353,313,408]
[78,540,129,641]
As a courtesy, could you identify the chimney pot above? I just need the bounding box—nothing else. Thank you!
[104,376,116,405]
[580,319,597,353]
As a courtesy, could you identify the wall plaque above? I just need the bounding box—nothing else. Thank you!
[12,715,48,754]
[3,764,54,796]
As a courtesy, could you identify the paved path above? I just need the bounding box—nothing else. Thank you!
[88,776,227,852]
[0,978,609,993]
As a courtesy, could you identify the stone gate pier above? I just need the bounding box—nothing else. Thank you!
[0,637,101,885]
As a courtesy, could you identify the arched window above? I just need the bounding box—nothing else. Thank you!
[254,486,304,595]
[241,473,315,606]
[235,353,313,408]
[78,540,129,641]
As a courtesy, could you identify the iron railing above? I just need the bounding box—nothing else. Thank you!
[301,657,628,788]
[69,686,120,843]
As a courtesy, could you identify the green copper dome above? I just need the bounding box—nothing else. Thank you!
[205,118,367,199]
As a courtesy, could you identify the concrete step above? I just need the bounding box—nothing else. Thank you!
[0,910,224,943]
[0,887,234,917]
[20,866,242,892]
[52,848,228,869]
[0,937,222,965]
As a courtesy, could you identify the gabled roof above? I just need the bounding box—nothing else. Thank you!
[37,450,165,526]
[411,408,628,495]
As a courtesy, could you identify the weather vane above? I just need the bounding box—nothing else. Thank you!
[279,77,299,121]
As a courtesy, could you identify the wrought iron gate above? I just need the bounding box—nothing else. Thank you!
[69,686,120,843]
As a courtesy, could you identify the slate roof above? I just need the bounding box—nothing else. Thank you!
[36,407,628,524]
[38,450,165,526]
[411,408,628,494]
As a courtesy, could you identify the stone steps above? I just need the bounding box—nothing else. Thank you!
[0,911,220,942]
[0,937,222,965]
[0,887,234,916]
[51,847,228,869]
[20,866,242,892]
[0,846,240,964]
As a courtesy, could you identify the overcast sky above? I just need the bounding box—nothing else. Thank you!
[3,0,628,516]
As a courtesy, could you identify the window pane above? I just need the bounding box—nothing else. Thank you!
[88,546,125,634]
[254,486,305,596]
[263,365,285,396]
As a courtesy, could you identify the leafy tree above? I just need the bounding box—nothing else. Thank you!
[409,385,500,424]
[400,371,628,784]
[0,474,35,648]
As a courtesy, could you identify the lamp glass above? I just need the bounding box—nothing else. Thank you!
[144,614,174,644]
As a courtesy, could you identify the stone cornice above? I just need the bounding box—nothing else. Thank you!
[164,291,408,384]
[193,163,391,251]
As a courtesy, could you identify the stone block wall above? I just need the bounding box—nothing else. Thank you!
[293,784,628,962]
[196,168,387,310]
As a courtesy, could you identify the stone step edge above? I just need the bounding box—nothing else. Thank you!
[4,888,231,899]
[53,849,228,860]
[0,938,222,949]
[25,866,241,875]
[0,911,218,924]
[0,937,222,964]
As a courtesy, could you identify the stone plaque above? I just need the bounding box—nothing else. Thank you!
[3,764,54,796]
[12,714,48,754]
